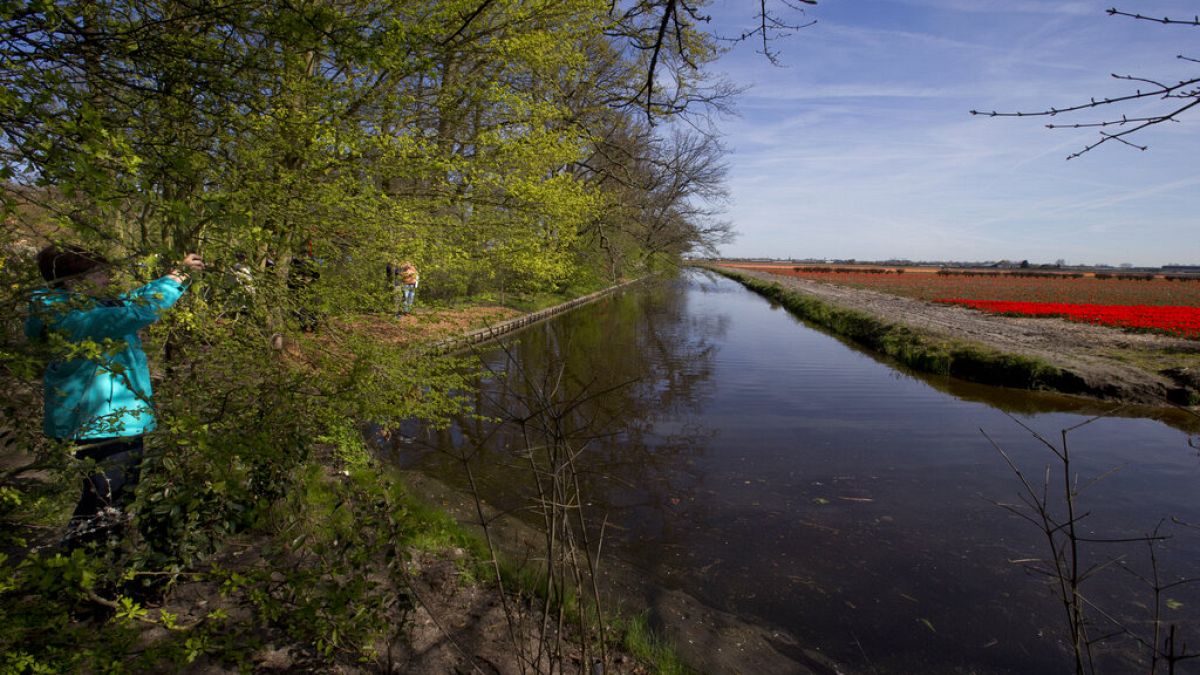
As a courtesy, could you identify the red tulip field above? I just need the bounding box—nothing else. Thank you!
[934,299,1200,338]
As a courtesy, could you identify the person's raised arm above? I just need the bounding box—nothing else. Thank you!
[53,254,205,340]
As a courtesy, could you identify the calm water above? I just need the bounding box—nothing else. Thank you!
[392,269,1200,673]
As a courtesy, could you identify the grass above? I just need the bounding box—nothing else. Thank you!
[448,277,614,315]
[713,266,1089,395]
[619,612,694,675]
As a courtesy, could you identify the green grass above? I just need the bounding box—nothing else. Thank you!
[619,613,693,675]
[500,281,612,313]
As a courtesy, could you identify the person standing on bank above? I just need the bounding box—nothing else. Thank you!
[386,261,402,317]
[25,245,205,547]
[399,261,419,315]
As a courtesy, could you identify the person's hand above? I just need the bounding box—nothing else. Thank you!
[168,253,205,283]
[180,253,205,271]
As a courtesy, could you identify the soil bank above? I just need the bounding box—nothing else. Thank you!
[397,470,848,675]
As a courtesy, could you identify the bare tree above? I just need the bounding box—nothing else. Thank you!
[971,7,1200,160]
[574,115,733,276]
[717,0,818,66]
[608,0,818,121]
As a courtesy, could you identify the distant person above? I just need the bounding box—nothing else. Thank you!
[25,245,205,547]
[386,261,419,317]
[399,262,419,315]
[386,261,402,316]
[288,249,320,332]
[220,252,256,317]
[230,252,254,295]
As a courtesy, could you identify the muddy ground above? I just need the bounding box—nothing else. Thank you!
[718,266,1200,408]
[152,533,651,675]
[397,471,845,675]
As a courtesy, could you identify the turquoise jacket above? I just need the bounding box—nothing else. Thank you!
[25,277,188,440]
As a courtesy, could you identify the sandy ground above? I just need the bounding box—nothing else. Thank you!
[719,266,1200,407]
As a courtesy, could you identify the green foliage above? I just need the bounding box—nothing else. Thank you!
[0,0,730,669]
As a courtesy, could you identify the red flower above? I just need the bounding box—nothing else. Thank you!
[934,299,1200,338]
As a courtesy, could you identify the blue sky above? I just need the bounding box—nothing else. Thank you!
[704,1,1199,266]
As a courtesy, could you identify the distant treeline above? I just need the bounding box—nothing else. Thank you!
[1094,273,1200,282]
[935,270,1200,282]
[937,269,1085,279]
[785,266,1200,282]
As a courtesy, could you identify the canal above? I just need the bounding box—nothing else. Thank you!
[389,268,1200,673]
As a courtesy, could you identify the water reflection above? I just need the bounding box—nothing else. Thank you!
[387,270,1200,674]
[398,276,726,532]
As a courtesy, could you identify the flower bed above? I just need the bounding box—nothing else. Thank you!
[934,299,1200,338]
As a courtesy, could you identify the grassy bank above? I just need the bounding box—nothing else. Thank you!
[712,266,1089,394]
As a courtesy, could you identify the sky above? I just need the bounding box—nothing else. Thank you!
[702,0,1199,266]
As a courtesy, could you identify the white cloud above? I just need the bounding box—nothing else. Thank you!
[702,0,1200,265]
[741,83,955,102]
[889,0,1097,16]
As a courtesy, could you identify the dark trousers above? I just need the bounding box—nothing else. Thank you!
[65,436,144,546]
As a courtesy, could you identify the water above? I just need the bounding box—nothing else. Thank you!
[389,269,1200,673]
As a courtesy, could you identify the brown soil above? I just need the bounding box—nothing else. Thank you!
[399,471,845,675]
[124,457,652,675]
[720,266,1200,407]
[273,306,523,370]
[150,540,648,675]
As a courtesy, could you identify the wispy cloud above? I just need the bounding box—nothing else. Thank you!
[707,0,1200,265]
[890,0,1097,16]
[741,83,955,102]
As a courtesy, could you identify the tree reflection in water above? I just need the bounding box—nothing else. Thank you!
[399,274,729,560]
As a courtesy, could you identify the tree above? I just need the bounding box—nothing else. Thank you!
[4,1,803,668]
[606,0,817,120]
[971,6,1200,160]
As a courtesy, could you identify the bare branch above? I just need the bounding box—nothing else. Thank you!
[972,9,1200,158]
[1106,8,1200,26]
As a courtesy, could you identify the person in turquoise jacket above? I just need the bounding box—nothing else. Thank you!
[25,245,204,546]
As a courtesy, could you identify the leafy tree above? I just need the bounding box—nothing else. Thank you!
[0,0,751,668]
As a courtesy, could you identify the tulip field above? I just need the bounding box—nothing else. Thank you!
[721,264,1200,339]
[934,299,1200,338]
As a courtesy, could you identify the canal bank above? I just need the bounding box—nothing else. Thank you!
[394,469,846,675]
[428,277,649,355]
[706,265,1200,408]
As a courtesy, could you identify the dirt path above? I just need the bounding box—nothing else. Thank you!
[719,266,1200,406]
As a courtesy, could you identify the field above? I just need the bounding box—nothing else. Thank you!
[722,264,1200,339]
[935,299,1200,339]
[712,264,1200,408]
